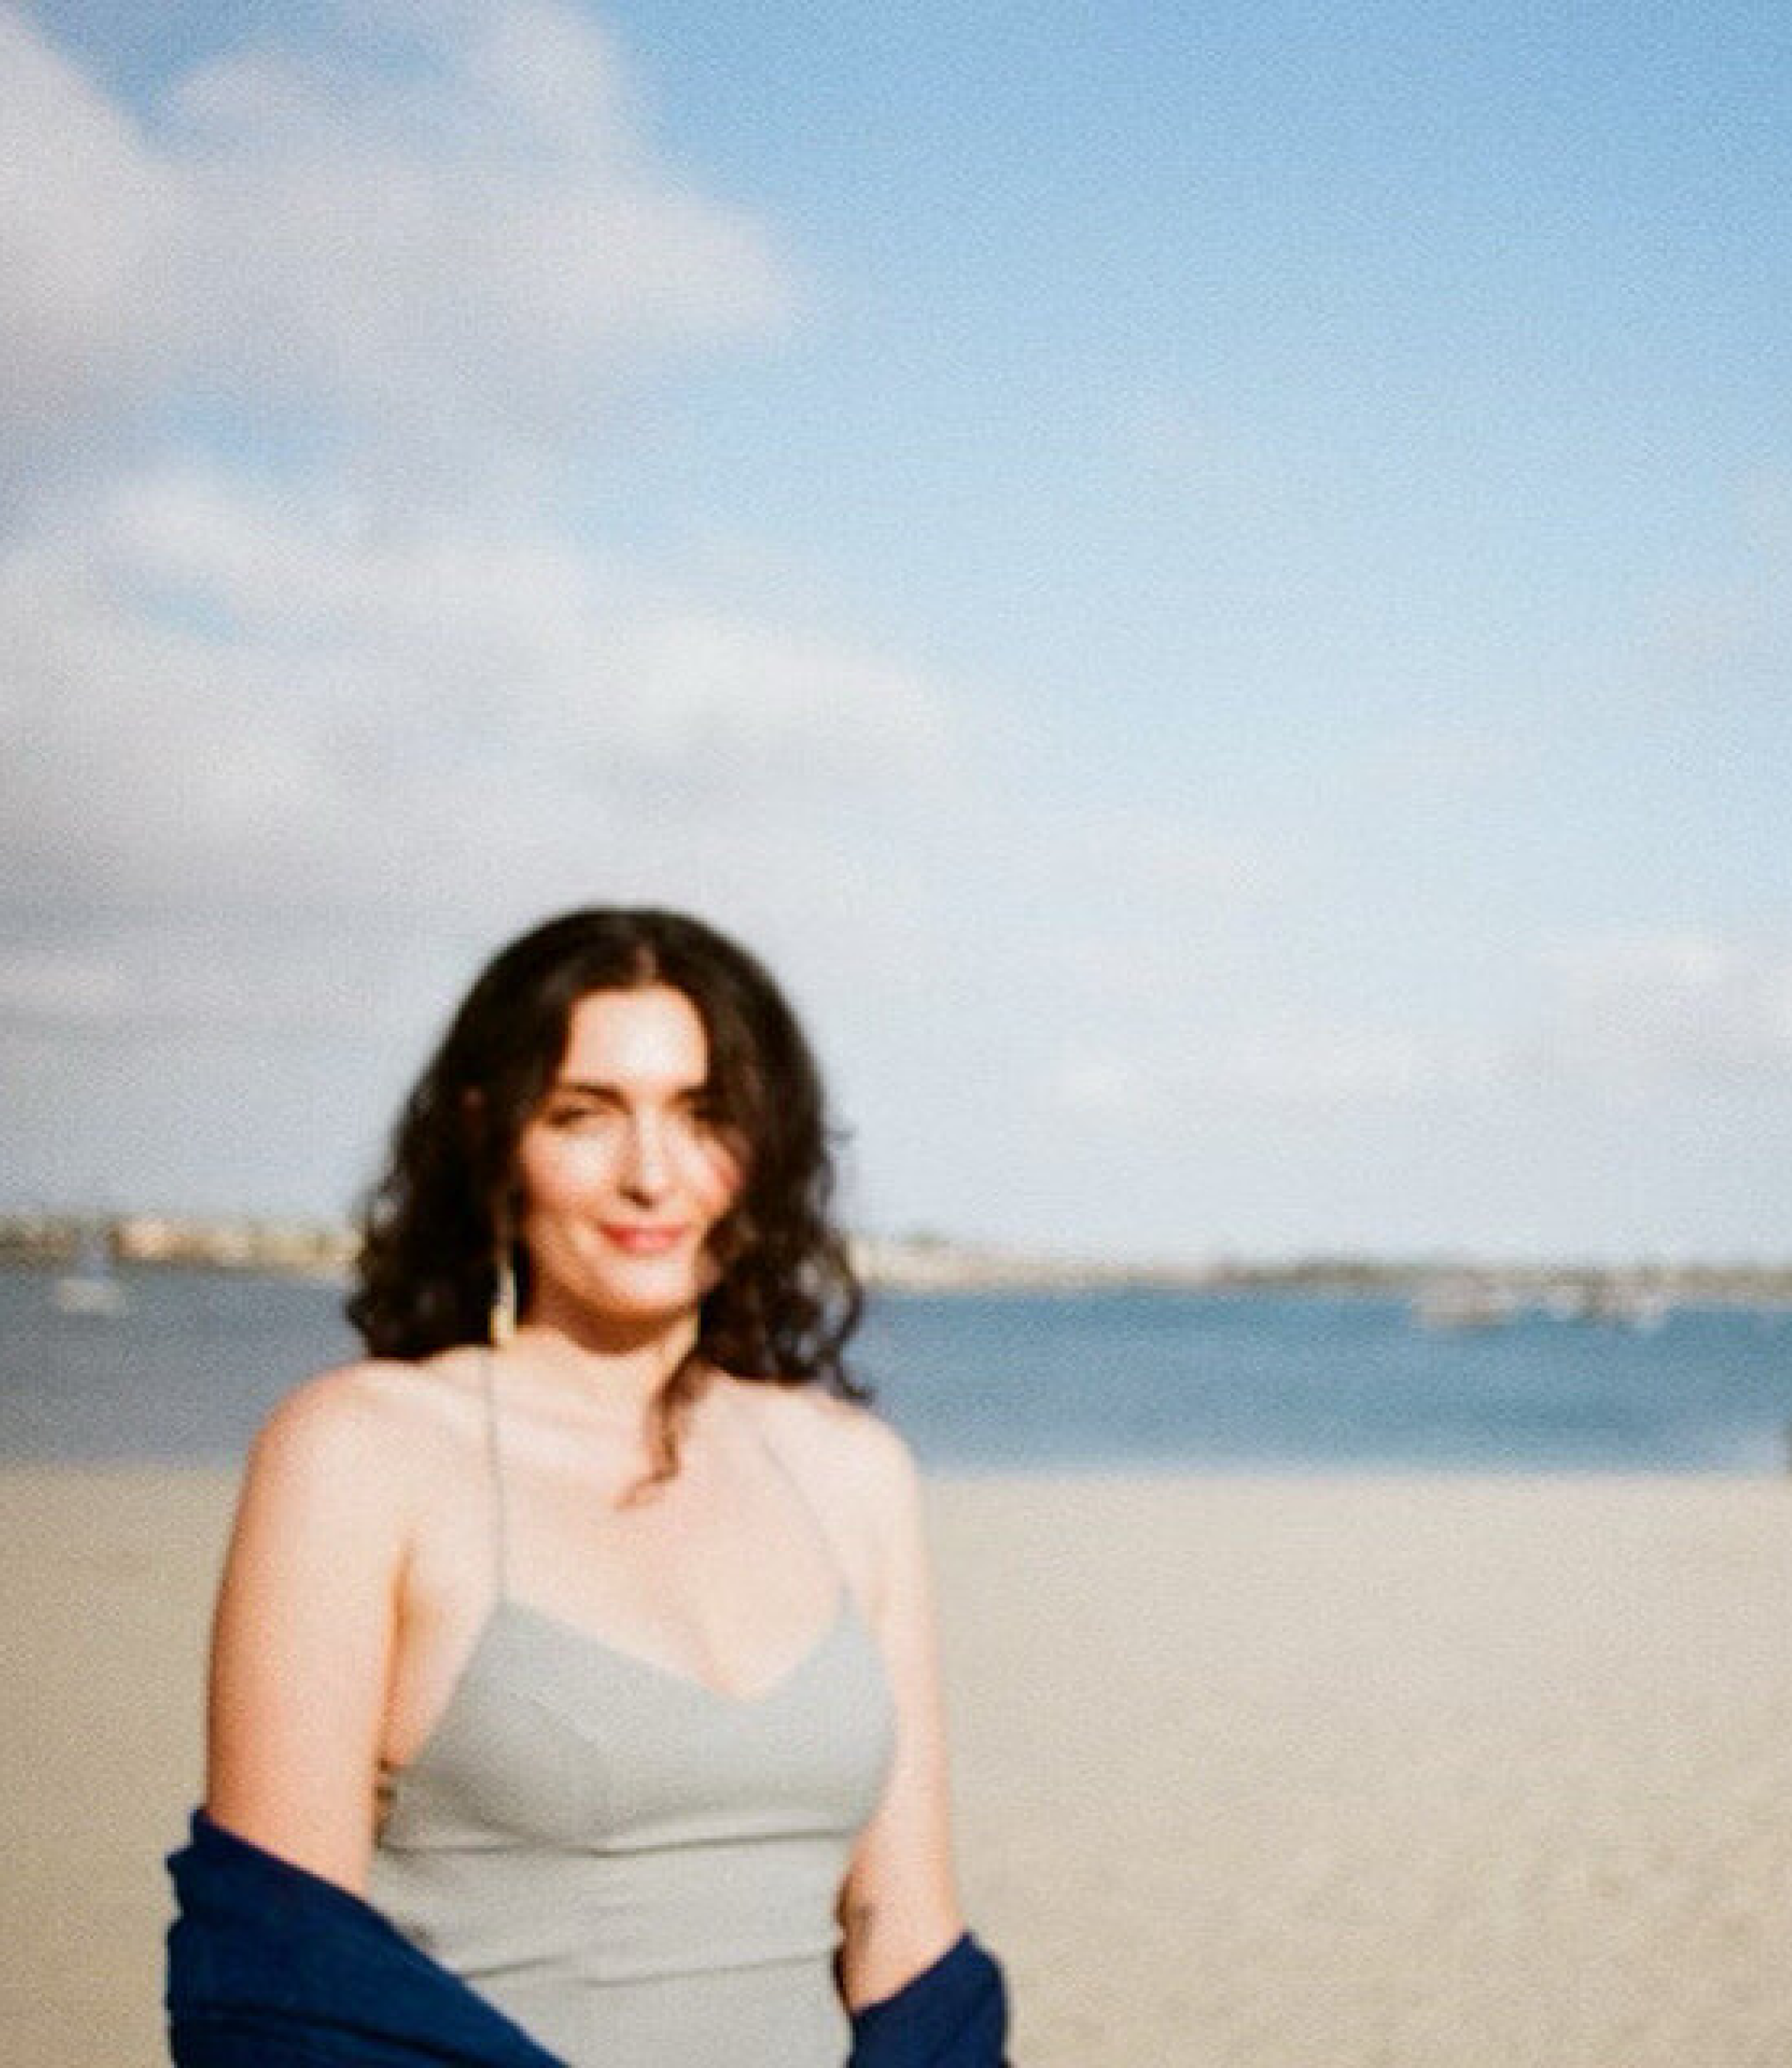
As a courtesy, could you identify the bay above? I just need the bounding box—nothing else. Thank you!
[4,1265,1791,1473]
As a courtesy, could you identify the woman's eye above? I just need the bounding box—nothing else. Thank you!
[546,1104,610,1131]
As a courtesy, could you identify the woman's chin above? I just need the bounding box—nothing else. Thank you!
[542,1271,706,1338]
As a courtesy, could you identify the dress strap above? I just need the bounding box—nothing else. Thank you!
[478,1349,510,1602]
[722,1381,852,1592]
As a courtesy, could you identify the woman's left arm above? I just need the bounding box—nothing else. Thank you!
[836,1419,969,2010]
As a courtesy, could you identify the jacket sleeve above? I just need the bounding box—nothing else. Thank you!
[847,1931,1011,2067]
[165,1809,567,2068]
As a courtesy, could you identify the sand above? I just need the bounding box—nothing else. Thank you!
[4,1465,1792,2066]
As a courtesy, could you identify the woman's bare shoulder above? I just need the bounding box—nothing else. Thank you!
[246,1348,486,1491]
[739,1380,919,1518]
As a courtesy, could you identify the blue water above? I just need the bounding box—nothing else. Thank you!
[2,1265,1790,1472]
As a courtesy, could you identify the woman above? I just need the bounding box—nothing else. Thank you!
[174,908,1005,2067]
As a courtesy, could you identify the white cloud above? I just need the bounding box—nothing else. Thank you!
[0,2,791,479]
[1205,1024,1500,1105]
[1043,1058,1144,1119]
[0,464,955,955]
[1523,932,1792,1098]
[1040,1023,1498,1125]
[1030,931,1792,1148]
[0,948,135,1022]
[0,9,947,1069]
[0,933,410,1035]
[0,8,175,450]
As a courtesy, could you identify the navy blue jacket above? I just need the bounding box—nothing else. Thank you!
[166,1810,1009,2067]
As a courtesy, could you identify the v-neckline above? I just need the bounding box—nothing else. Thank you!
[492,1584,856,1709]
[378,1587,860,1801]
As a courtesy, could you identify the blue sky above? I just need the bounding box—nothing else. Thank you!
[2,1,1788,1259]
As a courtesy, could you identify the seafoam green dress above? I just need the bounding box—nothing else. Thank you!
[369,1362,895,2067]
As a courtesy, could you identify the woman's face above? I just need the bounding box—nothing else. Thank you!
[512,985,744,1332]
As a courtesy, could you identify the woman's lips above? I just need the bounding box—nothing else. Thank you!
[598,1223,688,1255]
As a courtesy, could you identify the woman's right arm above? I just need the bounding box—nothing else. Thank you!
[203,1365,413,1894]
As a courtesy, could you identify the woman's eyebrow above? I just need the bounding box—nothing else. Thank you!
[549,1076,708,1097]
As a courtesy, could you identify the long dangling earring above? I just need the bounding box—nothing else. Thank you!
[489,1219,518,1348]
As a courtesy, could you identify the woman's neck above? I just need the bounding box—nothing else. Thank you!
[505,1302,704,1425]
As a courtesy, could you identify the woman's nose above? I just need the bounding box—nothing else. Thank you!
[618,1114,671,1200]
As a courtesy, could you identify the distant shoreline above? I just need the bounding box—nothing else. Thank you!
[4,1213,1791,1310]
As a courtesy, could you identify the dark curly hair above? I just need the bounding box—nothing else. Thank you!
[347,908,867,1486]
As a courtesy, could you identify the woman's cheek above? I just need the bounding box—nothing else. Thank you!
[521,1137,603,1208]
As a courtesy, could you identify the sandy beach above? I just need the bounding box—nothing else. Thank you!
[5,1465,1792,2066]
